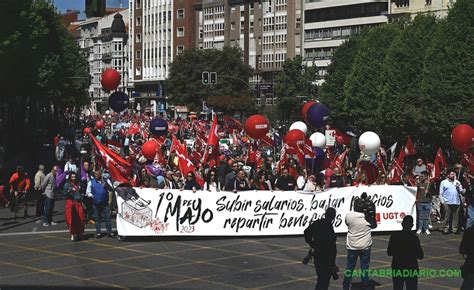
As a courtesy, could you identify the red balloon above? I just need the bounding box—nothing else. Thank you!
[244,115,269,139]
[101,69,121,91]
[284,129,306,147]
[95,120,105,129]
[301,101,316,122]
[141,140,159,160]
[451,124,474,152]
[83,127,91,134]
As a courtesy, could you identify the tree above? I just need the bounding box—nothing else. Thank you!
[380,15,437,145]
[420,0,474,147]
[166,46,253,113]
[343,24,402,134]
[319,34,363,130]
[274,56,319,121]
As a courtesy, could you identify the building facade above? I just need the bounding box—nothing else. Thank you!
[303,0,388,73]
[77,10,129,114]
[389,0,455,18]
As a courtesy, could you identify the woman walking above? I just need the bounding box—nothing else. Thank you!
[64,172,85,241]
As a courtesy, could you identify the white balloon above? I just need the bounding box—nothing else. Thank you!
[310,132,326,148]
[358,131,381,155]
[289,121,308,134]
[105,110,111,115]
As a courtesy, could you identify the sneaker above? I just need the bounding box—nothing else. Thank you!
[71,235,75,241]
[107,233,115,238]
[95,233,101,239]
[416,229,422,235]
[425,229,431,235]
[50,221,58,226]
[42,223,50,227]
[428,224,433,229]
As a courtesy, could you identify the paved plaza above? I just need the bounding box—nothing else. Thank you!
[0,200,464,289]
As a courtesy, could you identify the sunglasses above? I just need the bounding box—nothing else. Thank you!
[210,174,216,176]
[187,175,193,177]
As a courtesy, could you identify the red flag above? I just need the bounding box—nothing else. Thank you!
[223,116,243,130]
[90,134,131,184]
[404,136,416,156]
[171,136,204,187]
[330,149,348,173]
[127,123,140,136]
[375,153,387,176]
[436,148,447,168]
[261,134,275,147]
[277,143,290,171]
[388,148,406,184]
[202,115,219,164]
[461,151,474,172]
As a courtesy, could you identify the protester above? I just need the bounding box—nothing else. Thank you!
[224,169,250,192]
[465,172,474,229]
[304,207,338,290]
[183,171,201,192]
[87,170,114,238]
[203,170,220,191]
[460,225,474,289]
[343,198,375,290]
[163,170,179,189]
[137,167,159,188]
[329,167,345,188]
[275,168,297,191]
[9,166,31,214]
[34,164,46,217]
[64,157,78,175]
[387,215,424,290]
[413,158,427,177]
[80,160,95,225]
[440,170,465,234]
[63,172,85,241]
[41,166,59,227]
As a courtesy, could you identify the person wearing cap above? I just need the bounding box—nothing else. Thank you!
[34,165,46,217]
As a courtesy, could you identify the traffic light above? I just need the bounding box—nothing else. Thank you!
[202,71,209,85]
[210,72,217,84]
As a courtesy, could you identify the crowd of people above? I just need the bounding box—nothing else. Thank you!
[0,112,472,237]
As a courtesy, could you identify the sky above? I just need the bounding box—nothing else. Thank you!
[54,0,128,19]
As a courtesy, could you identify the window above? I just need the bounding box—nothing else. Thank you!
[136,16,141,26]
[136,50,141,59]
[177,27,184,37]
[135,66,141,76]
[231,22,235,30]
[266,97,274,106]
[177,9,184,19]
[136,33,141,43]
[176,45,184,55]
[136,0,141,9]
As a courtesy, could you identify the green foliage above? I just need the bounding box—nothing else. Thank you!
[274,56,319,121]
[380,15,438,143]
[166,46,253,112]
[420,0,474,146]
[0,0,90,105]
[319,35,363,129]
[343,24,401,133]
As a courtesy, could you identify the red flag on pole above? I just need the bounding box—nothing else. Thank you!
[388,148,406,184]
[404,136,416,156]
[436,148,448,168]
[202,114,219,164]
[171,136,204,187]
[127,123,140,136]
[223,116,243,130]
[330,149,349,174]
[461,151,474,172]
[90,134,131,184]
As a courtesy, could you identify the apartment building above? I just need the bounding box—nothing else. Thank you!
[303,0,389,73]
[76,9,129,113]
[389,0,456,18]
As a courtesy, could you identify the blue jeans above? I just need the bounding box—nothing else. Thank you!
[92,203,112,235]
[43,197,55,223]
[343,247,371,289]
[417,203,431,231]
[467,205,474,229]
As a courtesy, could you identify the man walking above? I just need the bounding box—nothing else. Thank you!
[440,170,465,234]
[387,215,424,290]
[34,165,45,217]
[41,166,59,226]
[343,198,376,290]
[304,207,338,290]
[87,170,114,238]
[416,171,432,235]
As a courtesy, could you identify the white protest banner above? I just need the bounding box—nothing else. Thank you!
[115,185,416,236]
[325,129,336,146]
